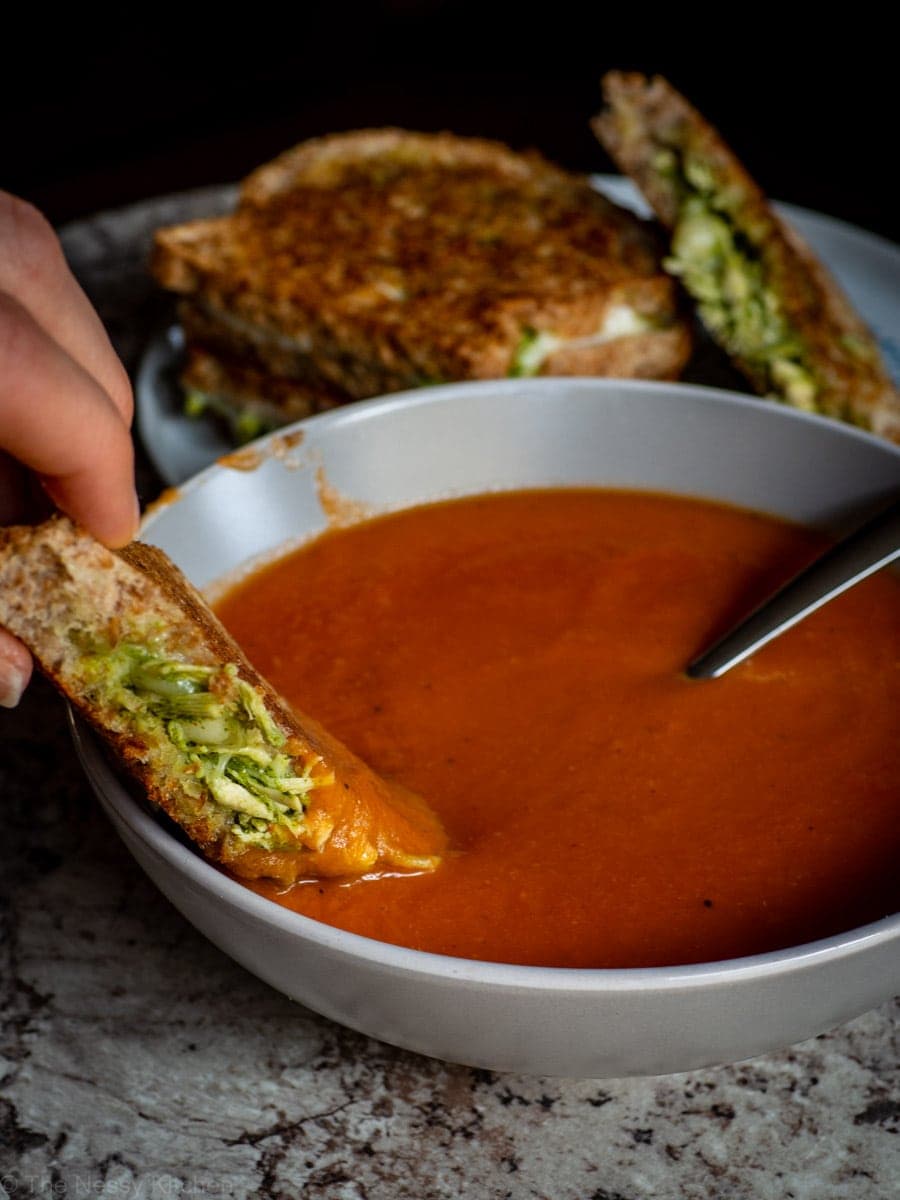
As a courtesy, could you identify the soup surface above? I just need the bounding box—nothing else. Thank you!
[215,489,900,967]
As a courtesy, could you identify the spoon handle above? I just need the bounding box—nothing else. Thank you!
[687,496,900,680]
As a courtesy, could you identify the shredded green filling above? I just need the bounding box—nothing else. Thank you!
[81,641,329,849]
[662,155,818,411]
[509,328,563,377]
[184,388,278,445]
[508,308,658,379]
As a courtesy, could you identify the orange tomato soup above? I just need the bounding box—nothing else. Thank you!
[215,490,900,967]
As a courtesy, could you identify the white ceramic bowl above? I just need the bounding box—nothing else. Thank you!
[74,378,900,1077]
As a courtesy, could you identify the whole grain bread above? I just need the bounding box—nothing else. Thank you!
[0,516,445,884]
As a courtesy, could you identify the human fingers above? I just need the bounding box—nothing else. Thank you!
[0,629,32,708]
[0,191,133,424]
[0,290,139,547]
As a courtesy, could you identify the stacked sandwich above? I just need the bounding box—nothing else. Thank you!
[151,129,693,440]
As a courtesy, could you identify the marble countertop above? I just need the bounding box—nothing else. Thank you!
[0,192,897,1200]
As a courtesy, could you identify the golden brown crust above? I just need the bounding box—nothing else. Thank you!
[240,127,564,203]
[0,516,445,881]
[594,72,900,439]
[152,128,692,401]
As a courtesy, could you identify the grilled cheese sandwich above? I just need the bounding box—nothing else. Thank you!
[152,128,692,437]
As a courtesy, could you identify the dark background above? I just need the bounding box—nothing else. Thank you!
[3,6,896,242]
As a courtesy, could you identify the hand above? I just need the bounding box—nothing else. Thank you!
[0,191,139,707]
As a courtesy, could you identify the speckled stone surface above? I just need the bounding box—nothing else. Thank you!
[0,192,898,1199]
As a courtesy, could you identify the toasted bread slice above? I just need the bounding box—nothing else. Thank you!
[152,128,691,424]
[593,72,900,441]
[0,516,445,885]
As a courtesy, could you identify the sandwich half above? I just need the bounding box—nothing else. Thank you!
[152,128,692,436]
[593,72,900,441]
[0,516,445,885]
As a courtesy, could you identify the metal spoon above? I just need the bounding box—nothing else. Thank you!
[687,495,900,679]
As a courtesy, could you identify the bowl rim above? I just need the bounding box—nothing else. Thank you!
[105,377,900,990]
[142,375,900,516]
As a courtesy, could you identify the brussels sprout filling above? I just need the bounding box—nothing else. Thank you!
[82,641,329,848]
[184,388,278,444]
[662,155,818,410]
[509,328,563,377]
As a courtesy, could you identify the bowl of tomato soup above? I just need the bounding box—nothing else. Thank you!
[76,378,900,1077]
